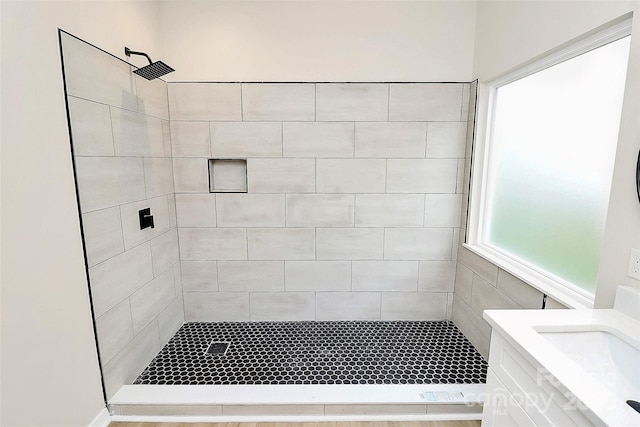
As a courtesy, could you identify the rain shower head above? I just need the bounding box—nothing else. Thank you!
[125,47,174,80]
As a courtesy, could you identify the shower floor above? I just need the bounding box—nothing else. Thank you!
[134,320,487,386]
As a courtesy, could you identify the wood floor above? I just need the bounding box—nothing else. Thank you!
[111,422,481,427]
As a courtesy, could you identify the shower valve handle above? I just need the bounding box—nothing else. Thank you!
[139,208,154,230]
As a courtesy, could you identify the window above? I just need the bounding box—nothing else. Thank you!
[468,19,632,307]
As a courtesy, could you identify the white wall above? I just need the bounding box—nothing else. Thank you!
[159,0,477,82]
[470,0,640,308]
[0,1,163,426]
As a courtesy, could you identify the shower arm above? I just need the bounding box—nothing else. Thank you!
[124,47,153,65]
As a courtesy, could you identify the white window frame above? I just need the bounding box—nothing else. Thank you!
[465,17,633,309]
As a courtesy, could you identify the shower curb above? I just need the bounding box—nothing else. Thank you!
[109,383,484,420]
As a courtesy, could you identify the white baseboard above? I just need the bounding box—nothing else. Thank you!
[88,408,110,427]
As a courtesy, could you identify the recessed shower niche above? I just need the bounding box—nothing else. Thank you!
[208,159,248,193]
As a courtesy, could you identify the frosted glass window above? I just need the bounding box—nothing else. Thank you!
[483,36,630,296]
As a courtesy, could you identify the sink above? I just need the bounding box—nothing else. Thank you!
[539,329,640,401]
[483,290,640,426]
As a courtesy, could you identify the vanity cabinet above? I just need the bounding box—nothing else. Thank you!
[481,331,599,427]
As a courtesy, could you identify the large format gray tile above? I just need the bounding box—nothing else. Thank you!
[217,261,284,292]
[451,295,491,359]
[89,243,154,317]
[470,274,520,315]
[111,107,165,157]
[179,228,247,261]
[381,292,447,320]
[242,83,315,121]
[67,96,114,156]
[461,83,472,122]
[168,83,241,121]
[316,292,381,320]
[144,158,174,198]
[247,228,315,260]
[316,159,386,193]
[150,229,179,276]
[325,404,427,415]
[95,299,134,365]
[61,33,137,111]
[172,263,182,295]
[355,194,424,227]
[316,84,388,121]
[167,194,178,228]
[210,122,282,157]
[418,260,456,292]
[457,246,499,285]
[316,228,383,260]
[102,322,160,399]
[216,194,285,227]
[545,297,569,310]
[355,122,427,158]
[247,158,315,193]
[170,121,211,157]
[453,262,473,305]
[496,269,544,309]
[428,403,482,415]
[424,194,463,227]
[175,194,217,227]
[119,405,221,416]
[222,405,322,416]
[74,157,145,212]
[286,194,354,227]
[180,261,218,292]
[384,228,453,261]
[157,295,185,345]
[173,158,209,193]
[426,122,467,158]
[162,120,172,158]
[352,261,419,291]
[389,84,463,121]
[250,292,315,321]
[285,261,351,291]
[130,268,176,334]
[82,206,124,267]
[386,159,458,193]
[283,122,354,157]
[184,292,249,321]
[135,75,169,120]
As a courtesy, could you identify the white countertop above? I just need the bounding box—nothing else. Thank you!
[484,308,640,426]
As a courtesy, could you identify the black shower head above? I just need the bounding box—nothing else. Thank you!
[125,47,174,81]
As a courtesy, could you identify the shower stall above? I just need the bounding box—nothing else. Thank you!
[59,29,485,420]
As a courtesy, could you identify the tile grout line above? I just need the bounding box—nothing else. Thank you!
[240,83,244,122]
[424,121,428,158]
[387,83,391,122]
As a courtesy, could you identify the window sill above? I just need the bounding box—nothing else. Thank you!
[462,243,595,310]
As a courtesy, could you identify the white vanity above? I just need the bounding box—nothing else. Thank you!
[481,286,640,426]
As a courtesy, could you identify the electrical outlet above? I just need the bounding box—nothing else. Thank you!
[629,248,640,280]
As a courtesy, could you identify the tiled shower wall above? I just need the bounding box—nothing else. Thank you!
[169,82,471,322]
[451,81,567,359]
[61,33,184,398]
[62,31,482,396]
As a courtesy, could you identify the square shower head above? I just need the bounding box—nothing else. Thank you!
[133,61,175,81]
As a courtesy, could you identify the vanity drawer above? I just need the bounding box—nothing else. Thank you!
[482,368,537,427]
[488,332,600,427]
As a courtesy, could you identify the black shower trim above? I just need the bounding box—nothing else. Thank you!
[57,28,109,405]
